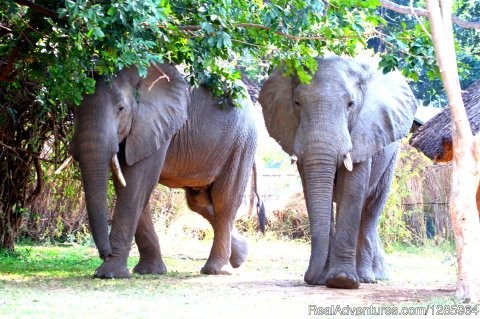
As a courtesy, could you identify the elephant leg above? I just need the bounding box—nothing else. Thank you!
[185,188,248,269]
[326,161,370,289]
[356,204,380,283]
[132,203,167,275]
[372,231,388,280]
[94,147,167,279]
[357,194,390,283]
[199,186,235,275]
[357,149,398,283]
[200,144,253,275]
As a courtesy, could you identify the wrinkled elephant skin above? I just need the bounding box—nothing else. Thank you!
[259,56,417,289]
[71,64,257,278]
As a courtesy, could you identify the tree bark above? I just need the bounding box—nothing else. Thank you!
[427,0,480,303]
[380,0,480,29]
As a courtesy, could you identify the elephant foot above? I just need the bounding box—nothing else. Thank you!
[230,234,248,268]
[94,258,130,279]
[357,262,377,284]
[326,274,360,289]
[325,267,360,289]
[372,258,388,280]
[358,269,377,284]
[304,263,328,285]
[201,260,232,275]
[133,258,167,275]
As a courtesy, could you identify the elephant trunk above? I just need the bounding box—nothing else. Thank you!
[80,160,112,260]
[302,146,337,284]
[73,123,118,260]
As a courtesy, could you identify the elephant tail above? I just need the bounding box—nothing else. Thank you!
[256,199,266,233]
[252,161,266,233]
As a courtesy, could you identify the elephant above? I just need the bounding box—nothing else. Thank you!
[258,56,417,289]
[70,63,257,278]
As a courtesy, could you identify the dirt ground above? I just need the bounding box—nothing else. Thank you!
[1,234,459,319]
[155,234,457,306]
[134,236,457,318]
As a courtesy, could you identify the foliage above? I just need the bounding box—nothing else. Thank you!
[371,0,480,105]
[390,240,456,258]
[378,139,435,249]
[17,156,90,244]
[1,0,466,250]
[0,0,388,250]
[379,145,416,249]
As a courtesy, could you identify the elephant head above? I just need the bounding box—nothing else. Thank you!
[258,56,416,283]
[70,64,189,260]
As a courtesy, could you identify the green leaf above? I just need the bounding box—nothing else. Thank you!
[107,6,116,16]
[92,27,105,39]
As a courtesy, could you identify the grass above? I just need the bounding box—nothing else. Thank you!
[0,236,464,319]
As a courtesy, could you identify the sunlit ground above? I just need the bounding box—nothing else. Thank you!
[0,234,458,319]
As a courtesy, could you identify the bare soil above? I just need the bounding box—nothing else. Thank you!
[159,234,457,304]
[0,234,458,319]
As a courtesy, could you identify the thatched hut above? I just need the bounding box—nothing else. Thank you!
[410,80,480,162]
[410,80,480,213]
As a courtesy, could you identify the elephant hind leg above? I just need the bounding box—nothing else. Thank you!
[132,203,167,275]
[356,150,398,283]
[357,194,390,283]
[185,188,248,270]
[371,232,388,280]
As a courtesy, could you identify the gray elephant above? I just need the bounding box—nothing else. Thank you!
[70,63,257,278]
[258,56,416,289]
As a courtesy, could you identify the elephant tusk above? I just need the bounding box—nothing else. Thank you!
[111,155,127,187]
[343,152,353,172]
[55,156,74,175]
[291,154,298,165]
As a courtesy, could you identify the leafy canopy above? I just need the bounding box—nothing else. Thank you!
[1,0,390,109]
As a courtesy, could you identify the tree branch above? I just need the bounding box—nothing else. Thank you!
[179,24,375,42]
[380,0,480,29]
[0,45,20,82]
[14,0,67,21]
[410,0,431,38]
[0,24,13,34]
[26,156,44,205]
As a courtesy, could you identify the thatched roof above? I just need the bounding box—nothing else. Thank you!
[409,80,480,162]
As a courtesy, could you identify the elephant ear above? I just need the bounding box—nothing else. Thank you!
[125,64,189,166]
[350,63,417,163]
[258,67,299,156]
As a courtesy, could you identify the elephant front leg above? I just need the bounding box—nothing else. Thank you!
[94,254,131,279]
[94,147,167,279]
[326,163,370,289]
[132,203,167,275]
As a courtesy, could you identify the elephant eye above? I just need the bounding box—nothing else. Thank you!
[118,106,125,113]
[347,101,354,110]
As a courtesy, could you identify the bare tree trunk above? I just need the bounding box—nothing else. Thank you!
[247,162,257,218]
[427,0,480,303]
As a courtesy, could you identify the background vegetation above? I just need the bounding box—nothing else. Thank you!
[1,0,478,252]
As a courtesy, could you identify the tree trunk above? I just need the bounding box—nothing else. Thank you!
[0,141,34,251]
[0,183,28,252]
[427,0,480,303]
